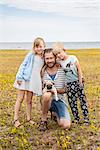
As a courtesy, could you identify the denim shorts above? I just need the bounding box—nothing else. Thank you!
[49,99,71,121]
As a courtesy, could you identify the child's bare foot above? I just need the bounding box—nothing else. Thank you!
[13,119,21,128]
[27,119,35,125]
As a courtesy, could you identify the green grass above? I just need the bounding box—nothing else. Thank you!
[0,49,100,150]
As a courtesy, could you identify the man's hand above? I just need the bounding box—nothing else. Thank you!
[17,80,22,85]
[57,88,66,94]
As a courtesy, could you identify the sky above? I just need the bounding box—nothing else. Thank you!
[0,0,100,42]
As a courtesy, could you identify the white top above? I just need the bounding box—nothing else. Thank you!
[14,55,44,95]
[58,55,79,83]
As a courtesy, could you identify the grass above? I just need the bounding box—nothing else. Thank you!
[0,49,100,150]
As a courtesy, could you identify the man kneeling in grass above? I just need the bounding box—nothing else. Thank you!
[39,48,71,131]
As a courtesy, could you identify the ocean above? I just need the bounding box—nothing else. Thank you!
[0,41,100,50]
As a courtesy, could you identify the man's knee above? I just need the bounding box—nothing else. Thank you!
[59,119,71,129]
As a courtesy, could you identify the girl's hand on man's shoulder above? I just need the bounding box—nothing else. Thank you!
[56,63,61,68]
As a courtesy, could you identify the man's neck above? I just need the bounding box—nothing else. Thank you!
[46,65,58,75]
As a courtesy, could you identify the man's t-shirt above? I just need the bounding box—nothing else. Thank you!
[43,67,66,101]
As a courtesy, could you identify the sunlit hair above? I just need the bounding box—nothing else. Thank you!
[43,48,56,57]
[33,37,45,49]
[52,42,64,55]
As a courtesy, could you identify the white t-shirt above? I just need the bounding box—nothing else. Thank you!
[58,55,79,83]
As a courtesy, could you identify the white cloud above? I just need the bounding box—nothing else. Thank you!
[0,14,99,42]
[0,0,100,42]
[0,0,100,18]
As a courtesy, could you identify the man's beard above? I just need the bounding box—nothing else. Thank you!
[46,62,56,68]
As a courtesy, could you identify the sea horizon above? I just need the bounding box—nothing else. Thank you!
[0,41,100,50]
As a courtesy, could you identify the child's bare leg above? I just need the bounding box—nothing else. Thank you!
[26,91,35,125]
[14,90,25,127]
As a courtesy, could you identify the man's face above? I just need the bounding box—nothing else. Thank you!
[44,52,56,68]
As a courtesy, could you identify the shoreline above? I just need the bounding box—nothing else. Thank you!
[0,41,100,50]
[0,48,100,51]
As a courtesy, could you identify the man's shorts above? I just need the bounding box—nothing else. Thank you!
[49,99,71,121]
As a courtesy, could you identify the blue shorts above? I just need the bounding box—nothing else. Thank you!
[50,99,71,121]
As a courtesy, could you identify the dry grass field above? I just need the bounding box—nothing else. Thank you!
[0,49,100,150]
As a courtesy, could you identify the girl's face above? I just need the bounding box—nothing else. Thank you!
[56,50,66,60]
[34,41,45,55]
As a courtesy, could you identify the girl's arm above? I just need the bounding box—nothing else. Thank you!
[41,65,47,90]
[75,60,83,85]
[41,65,47,78]
[16,52,32,80]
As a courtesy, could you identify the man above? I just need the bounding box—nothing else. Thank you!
[39,48,71,131]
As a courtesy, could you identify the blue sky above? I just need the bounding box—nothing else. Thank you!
[0,0,100,42]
